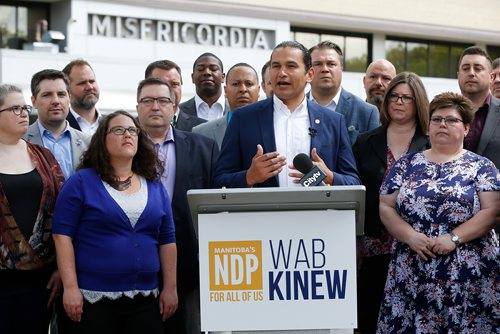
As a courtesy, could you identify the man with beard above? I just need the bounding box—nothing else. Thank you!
[363,59,396,111]
[308,41,379,145]
[177,53,229,131]
[62,59,102,135]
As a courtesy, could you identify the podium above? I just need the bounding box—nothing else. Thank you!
[188,186,365,334]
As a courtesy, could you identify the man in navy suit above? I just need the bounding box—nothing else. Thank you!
[214,41,360,188]
[308,41,379,145]
[136,78,219,334]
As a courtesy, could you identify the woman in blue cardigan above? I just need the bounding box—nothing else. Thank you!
[53,110,177,334]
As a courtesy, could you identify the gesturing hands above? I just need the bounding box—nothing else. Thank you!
[246,144,286,186]
[288,148,333,185]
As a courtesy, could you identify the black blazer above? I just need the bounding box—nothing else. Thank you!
[177,96,230,132]
[353,126,430,237]
[170,129,219,294]
[66,111,82,131]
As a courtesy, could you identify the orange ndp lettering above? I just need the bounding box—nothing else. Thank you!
[209,240,263,291]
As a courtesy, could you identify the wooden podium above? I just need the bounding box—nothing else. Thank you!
[188,186,365,334]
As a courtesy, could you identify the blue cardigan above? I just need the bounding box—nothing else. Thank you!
[52,168,175,292]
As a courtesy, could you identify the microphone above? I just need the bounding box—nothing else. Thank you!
[293,153,327,187]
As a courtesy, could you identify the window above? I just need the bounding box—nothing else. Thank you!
[487,45,500,61]
[291,27,371,73]
[0,2,49,49]
[385,37,472,78]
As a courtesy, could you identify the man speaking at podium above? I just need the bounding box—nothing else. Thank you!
[214,41,360,188]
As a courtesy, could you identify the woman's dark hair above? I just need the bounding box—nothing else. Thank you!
[380,71,429,132]
[78,110,164,185]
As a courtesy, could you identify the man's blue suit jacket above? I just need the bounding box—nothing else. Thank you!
[213,97,360,188]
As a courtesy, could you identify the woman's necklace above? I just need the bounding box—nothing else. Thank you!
[113,174,133,191]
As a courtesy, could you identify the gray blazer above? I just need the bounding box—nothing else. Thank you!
[477,95,500,168]
[24,121,91,170]
[192,113,228,149]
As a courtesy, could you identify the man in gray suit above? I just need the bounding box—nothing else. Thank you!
[24,69,90,179]
[193,63,260,148]
[177,53,229,131]
[308,41,380,145]
[458,46,500,168]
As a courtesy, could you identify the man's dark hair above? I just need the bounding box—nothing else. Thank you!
[136,77,176,105]
[272,41,312,71]
[261,60,271,82]
[78,110,164,185]
[31,69,70,96]
[62,58,94,78]
[309,40,344,64]
[458,46,492,69]
[492,58,500,70]
[192,52,224,72]
[226,63,258,84]
[144,60,183,84]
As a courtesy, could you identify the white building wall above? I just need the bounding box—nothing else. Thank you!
[0,0,491,112]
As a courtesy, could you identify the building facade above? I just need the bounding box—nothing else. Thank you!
[1,0,498,112]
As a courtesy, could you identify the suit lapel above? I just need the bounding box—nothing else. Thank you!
[258,98,276,153]
[476,97,500,154]
[307,102,324,156]
[26,123,43,146]
[172,129,189,201]
[370,127,388,164]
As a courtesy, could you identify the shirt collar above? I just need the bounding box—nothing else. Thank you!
[309,87,342,106]
[37,120,71,137]
[194,93,226,110]
[148,126,175,146]
[69,106,103,123]
[273,94,308,114]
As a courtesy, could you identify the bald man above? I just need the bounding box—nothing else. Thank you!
[363,59,397,111]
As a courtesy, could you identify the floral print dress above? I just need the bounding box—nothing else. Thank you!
[377,151,499,334]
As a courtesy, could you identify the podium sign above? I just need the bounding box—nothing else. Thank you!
[198,209,357,331]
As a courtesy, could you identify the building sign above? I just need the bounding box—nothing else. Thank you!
[88,14,274,49]
[199,210,357,331]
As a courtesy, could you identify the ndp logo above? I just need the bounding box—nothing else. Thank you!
[209,240,263,291]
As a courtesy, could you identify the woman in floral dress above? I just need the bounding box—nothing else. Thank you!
[377,92,499,333]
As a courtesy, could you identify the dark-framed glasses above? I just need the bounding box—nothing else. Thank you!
[138,97,173,107]
[430,116,463,126]
[108,126,140,136]
[388,93,415,104]
[0,105,33,116]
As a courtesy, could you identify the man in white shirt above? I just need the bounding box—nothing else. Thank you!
[62,59,103,135]
[178,53,229,129]
[214,41,360,188]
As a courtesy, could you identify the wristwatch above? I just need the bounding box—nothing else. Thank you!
[449,232,460,245]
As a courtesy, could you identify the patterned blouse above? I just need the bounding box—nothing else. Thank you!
[0,141,64,270]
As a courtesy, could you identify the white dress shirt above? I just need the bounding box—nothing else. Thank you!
[273,95,311,187]
[309,87,342,112]
[69,107,103,136]
[195,94,225,121]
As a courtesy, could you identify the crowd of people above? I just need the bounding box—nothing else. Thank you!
[0,40,498,334]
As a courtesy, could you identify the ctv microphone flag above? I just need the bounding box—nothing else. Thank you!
[293,153,327,187]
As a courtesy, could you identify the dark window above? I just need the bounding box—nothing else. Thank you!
[487,45,500,61]
[386,37,472,79]
[0,2,49,49]
[291,27,371,73]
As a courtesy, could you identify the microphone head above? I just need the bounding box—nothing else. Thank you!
[293,153,314,174]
